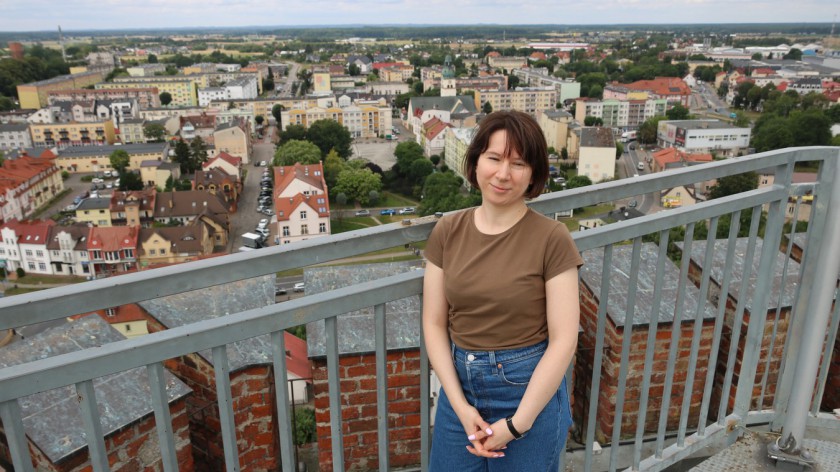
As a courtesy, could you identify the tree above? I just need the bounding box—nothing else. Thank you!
[0,96,15,111]
[666,104,690,120]
[783,48,803,61]
[615,142,624,158]
[368,190,380,206]
[348,63,361,76]
[708,172,758,199]
[419,172,479,215]
[323,150,346,190]
[566,175,593,189]
[482,101,493,114]
[430,155,441,167]
[109,149,130,173]
[333,168,382,205]
[159,92,172,106]
[147,54,158,64]
[143,122,166,142]
[791,110,832,147]
[583,116,603,126]
[407,158,434,184]
[189,136,208,169]
[278,124,307,143]
[255,115,265,127]
[638,116,664,144]
[172,140,191,173]
[274,140,322,166]
[336,193,348,206]
[262,76,274,93]
[119,171,144,190]
[306,119,352,158]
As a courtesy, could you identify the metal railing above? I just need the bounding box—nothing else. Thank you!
[1,146,839,472]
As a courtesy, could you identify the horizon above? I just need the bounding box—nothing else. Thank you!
[0,0,836,34]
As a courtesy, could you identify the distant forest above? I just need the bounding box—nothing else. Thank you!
[0,23,834,43]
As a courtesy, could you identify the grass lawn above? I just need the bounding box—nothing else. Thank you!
[2,286,45,296]
[331,218,376,233]
[559,203,616,232]
[11,274,87,285]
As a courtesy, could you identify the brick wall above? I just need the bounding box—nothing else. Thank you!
[0,400,193,472]
[575,284,715,444]
[312,350,422,472]
[821,330,840,411]
[146,316,280,471]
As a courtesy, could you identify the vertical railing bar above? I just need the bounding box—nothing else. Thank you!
[633,229,671,469]
[679,217,718,446]
[656,222,695,457]
[0,399,35,472]
[270,330,296,472]
[811,286,840,414]
[734,201,785,418]
[75,380,110,472]
[374,303,390,471]
[608,237,643,472]
[773,154,835,428]
[583,244,613,472]
[558,361,574,472]
[419,296,430,472]
[717,207,757,423]
[698,215,728,435]
[758,197,801,409]
[212,345,241,472]
[325,316,345,472]
[146,362,179,472]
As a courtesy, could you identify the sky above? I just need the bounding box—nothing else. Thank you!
[0,0,836,32]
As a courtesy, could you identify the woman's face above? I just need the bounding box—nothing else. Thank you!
[475,130,533,208]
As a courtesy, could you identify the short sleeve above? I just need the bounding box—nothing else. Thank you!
[544,223,583,281]
[424,216,449,268]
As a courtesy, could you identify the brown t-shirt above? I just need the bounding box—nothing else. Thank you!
[425,207,583,350]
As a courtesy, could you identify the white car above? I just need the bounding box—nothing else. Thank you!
[92,178,104,184]
[293,282,305,293]
[103,170,112,178]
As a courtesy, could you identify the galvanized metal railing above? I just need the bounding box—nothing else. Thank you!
[1,147,839,472]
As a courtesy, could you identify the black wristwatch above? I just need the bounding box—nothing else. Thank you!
[505,415,523,440]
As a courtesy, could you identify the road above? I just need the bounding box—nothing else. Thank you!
[228,139,277,251]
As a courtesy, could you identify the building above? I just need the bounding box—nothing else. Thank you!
[604,77,692,108]
[197,76,258,107]
[0,156,64,224]
[139,160,180,190]
[194,167,240,205]
[0,315,193,472]
[29,119,117,147]
[274,162,330,245]
[486,56,528,71]
[0,219,55,275]
[98,77,199,107]
[657,120,751,157]
[53,143,168,173]
[213,118,252,163]
[87,225,140,278]
[577,127,617,182]
[85,303,150,339]
[421,117,451,157]
[652,148,714,173]
[406,96,478,136]
[512,68,581,103]
[443,127,475,183]
[152,191,230,247]
[536,109,574,154]
[281,100,393,140]
[137,225,215,267]
[110,189,156,227]
[137,276,311,471]
[476,87,557,115]
[16,70,107,109]
[575,243,717,441]
[46,223,93,277]
[74,197,113,227]
[575,97,668,130]
[201,151,242,178]
[305,262,423,471]
[0,123,33,151]
[117,118,147,144]
[126,64,167,77]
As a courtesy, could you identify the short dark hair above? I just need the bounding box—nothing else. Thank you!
[462,111,549,199]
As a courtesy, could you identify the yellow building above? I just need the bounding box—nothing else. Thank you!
[17,70,107,109]
[476,87,557,115]
[138,225,214,267]
[182,63,217,75]
[214,120,252,162]
[53,143,168,173]
[313,72,332,93]
[30,120,116,147]
[74,197,113,226]
[98,77,199,107]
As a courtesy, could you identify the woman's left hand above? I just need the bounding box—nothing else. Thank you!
[466,418,515,457]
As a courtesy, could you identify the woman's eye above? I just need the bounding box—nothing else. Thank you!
[512,161,527,168]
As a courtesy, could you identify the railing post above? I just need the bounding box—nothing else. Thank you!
[769,152,840,467]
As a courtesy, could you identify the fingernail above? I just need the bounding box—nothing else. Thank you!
[486,428,493,435]
[495,453,505,458]
[468,434,476,441]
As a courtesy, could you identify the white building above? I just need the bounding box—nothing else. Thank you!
[578,127,617,183]
[657,120,751,157]
[512,68,581,103]
[47,224,92,277]
[198,76,259,107]
[0,123,32,150]
[0,219,55,275]
[273,162,331,245]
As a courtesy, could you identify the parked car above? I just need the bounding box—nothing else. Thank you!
[398,207,415,215]
[92,178,104,184]
[275,286,287,295]
[380,209,396,216]
[259,160,267,167]
[103,170,112,178]
[257,218,269,228]
[260,209,274,216]
[553,177,566,184]
[628,199,638,208]
[293,282,305,293]
[355,209,371,217]
[637,162,645,171]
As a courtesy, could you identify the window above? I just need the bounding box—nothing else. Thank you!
[92,250,102,260]
[300,210,307,219]
[38,263,46,271]
[28,262,35,270]
[149,249,156,255]
[105,308,115,317]
[301,224,309,235]
[25,249,33,257]
[125,324,131,332]
[53,250,60,256]
[36,250,44,257]
[160,249,166,255]
[124,249,134,259]
[106,251,119,261]
[282,226,290,236]
[319,223,326,233]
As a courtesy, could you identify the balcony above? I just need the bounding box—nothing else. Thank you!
[1,147,839,472]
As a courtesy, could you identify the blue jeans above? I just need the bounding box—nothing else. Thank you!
[430,341,572,472]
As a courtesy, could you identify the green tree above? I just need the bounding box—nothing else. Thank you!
[262,76,275,93]
[294,408,316,445]
[306,119,352,158]
[566,175,593,189]
[279,124,307,143]
[109,149,130,173]
[482,101,493,114]
[615,142,624,158]
[666,104,690,120]
[408,158,434,184]
[119,171,144,190]
[274,140,322,166]
[708,172,758,199]
[0,96,15,111]
[783,48,803,60]
[323,150,346,190]
[368,190,380,206]
[272,104,284,128]
[583,116,603,126]
[638,116,664,144]
[189,136,209,169]
[255,115,265,127]
[751,116,795,152]
[333,168,382,205]
[147,54,158,64]
[143,122,166,142]
[419,172,479,215]
[172,140,191,173]
[790,110,832,147]
[159,92,172,106]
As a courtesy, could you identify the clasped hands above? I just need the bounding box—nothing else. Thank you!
[459,406,518,458]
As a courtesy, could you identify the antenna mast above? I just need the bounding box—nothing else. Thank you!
[58,25,66,61]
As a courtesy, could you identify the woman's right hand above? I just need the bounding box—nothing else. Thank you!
[456,405,505,458]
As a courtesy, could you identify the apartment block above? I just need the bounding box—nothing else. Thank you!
[52,143,167,173]
[0,156,64,224]
[575,97,668,129]
[98,77,199,107]
[513,68,582,103]
[0,123,32,150]
[16,70,107,109]
[30,119,116,147]
[476,86,557,115]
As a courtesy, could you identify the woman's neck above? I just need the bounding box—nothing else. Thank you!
[475,203,529,235]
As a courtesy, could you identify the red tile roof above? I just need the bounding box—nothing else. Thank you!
[282,332,313,381]
[88,226,140,251]
[203,151,242,170]
[653,148,712,168]
[273,162,330,221]
[622,77,691,97]
[423,116,452,140]
[1,219,54,244]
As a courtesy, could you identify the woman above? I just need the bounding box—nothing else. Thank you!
[423,111,582,471]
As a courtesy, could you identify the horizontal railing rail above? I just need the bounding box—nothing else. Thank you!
[1,146,838,472]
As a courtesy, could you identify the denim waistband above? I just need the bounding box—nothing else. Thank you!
[451,340,548,365]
